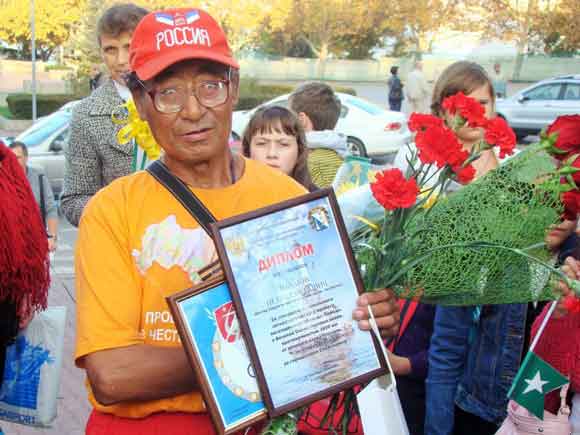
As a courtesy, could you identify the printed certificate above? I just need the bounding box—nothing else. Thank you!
[212,189,387,416]
[166,277,266,434]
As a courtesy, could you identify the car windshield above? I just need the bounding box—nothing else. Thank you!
[344,97,385,116]
[17,111,70,147]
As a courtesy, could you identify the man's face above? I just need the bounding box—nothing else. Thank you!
[134,60,239,167]
[100,31,132,85]
[11,146,27,170]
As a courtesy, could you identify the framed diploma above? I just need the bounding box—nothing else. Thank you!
[212,189,388,416]
[166,276,267,435]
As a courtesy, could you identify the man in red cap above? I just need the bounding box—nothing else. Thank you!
[74,9,399,434]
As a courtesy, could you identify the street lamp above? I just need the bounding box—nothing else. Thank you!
[31,0,37,122]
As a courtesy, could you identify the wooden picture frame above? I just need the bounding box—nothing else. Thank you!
[166,275,267,434]
[211,189,388,417]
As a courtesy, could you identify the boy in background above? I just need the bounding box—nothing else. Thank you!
[289,82,348,188]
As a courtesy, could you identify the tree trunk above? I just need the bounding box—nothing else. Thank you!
[316,41,329,79]
[512,47,525,81]
[513,0,537,80]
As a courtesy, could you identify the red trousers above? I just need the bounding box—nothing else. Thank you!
[86,410,217,435]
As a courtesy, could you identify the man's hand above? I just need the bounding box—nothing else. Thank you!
[353,289,400,338]
[555,256,580,318]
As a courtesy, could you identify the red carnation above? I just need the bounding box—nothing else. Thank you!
[415,124,468,168]
[569,156,580,185]
[409,113,444,132]
[562,190,580,220]
[371,168,419,210]
[453,164,476,184]
[547,115,580,160]
[484,117,516,158]
[442,92,487,128]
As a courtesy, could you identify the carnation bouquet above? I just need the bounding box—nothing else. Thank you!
[261,105,580,435]
[351,103,580,306]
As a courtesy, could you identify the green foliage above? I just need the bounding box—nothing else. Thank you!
[65,70,91,98]
[235,79,286,110]
[0,0,86,61]
[0,106,14,119]
[236,79,356,110]
[6,94,77,119]
[334,86,356,96]
[44,64,74,72]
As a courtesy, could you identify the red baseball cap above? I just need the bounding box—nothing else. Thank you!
[129,8,239,81]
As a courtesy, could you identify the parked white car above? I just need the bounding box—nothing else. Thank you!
[496,75,580,139]
[231,93,412,157]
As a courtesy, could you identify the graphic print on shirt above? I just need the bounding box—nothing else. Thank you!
[132,215,216,282]
[132,215,217,343]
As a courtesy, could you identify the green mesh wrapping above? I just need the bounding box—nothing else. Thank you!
[355,145,565,305]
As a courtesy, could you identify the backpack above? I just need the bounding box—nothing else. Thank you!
[389,76,403,100]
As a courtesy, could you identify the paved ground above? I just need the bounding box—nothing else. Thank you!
[1,219,91,435]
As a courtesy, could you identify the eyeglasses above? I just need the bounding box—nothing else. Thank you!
[139,79,230,114]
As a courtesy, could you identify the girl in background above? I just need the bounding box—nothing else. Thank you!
[392,61,508,435]
[424,62,545,435]
[242,105,317,191]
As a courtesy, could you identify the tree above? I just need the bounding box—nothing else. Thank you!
[0,0,86,61]
[473,0,541,80]
[262,0,394,60]
[537,0,580,55]
[333,0,395,59]
[387,0,474,57]
[204,0,274,52]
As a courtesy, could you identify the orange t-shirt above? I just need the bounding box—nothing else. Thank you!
[74,158,306,418]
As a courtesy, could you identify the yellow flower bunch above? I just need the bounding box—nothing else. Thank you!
[112,99,161,161]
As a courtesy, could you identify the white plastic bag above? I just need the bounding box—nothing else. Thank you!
[0,306,67,427]
[358,375,409,435]
[358,306,410,435]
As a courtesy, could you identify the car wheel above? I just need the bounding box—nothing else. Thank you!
[347,137,367,157]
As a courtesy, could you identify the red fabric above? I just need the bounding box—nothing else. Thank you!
[129,8,239,81]
[298,393,363,435]
[86,410,261,435]
[0,143,49,312]
[388,299,418,352]
[530,304,580,413]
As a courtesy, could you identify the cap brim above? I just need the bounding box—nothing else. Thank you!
[136,48,239,81]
